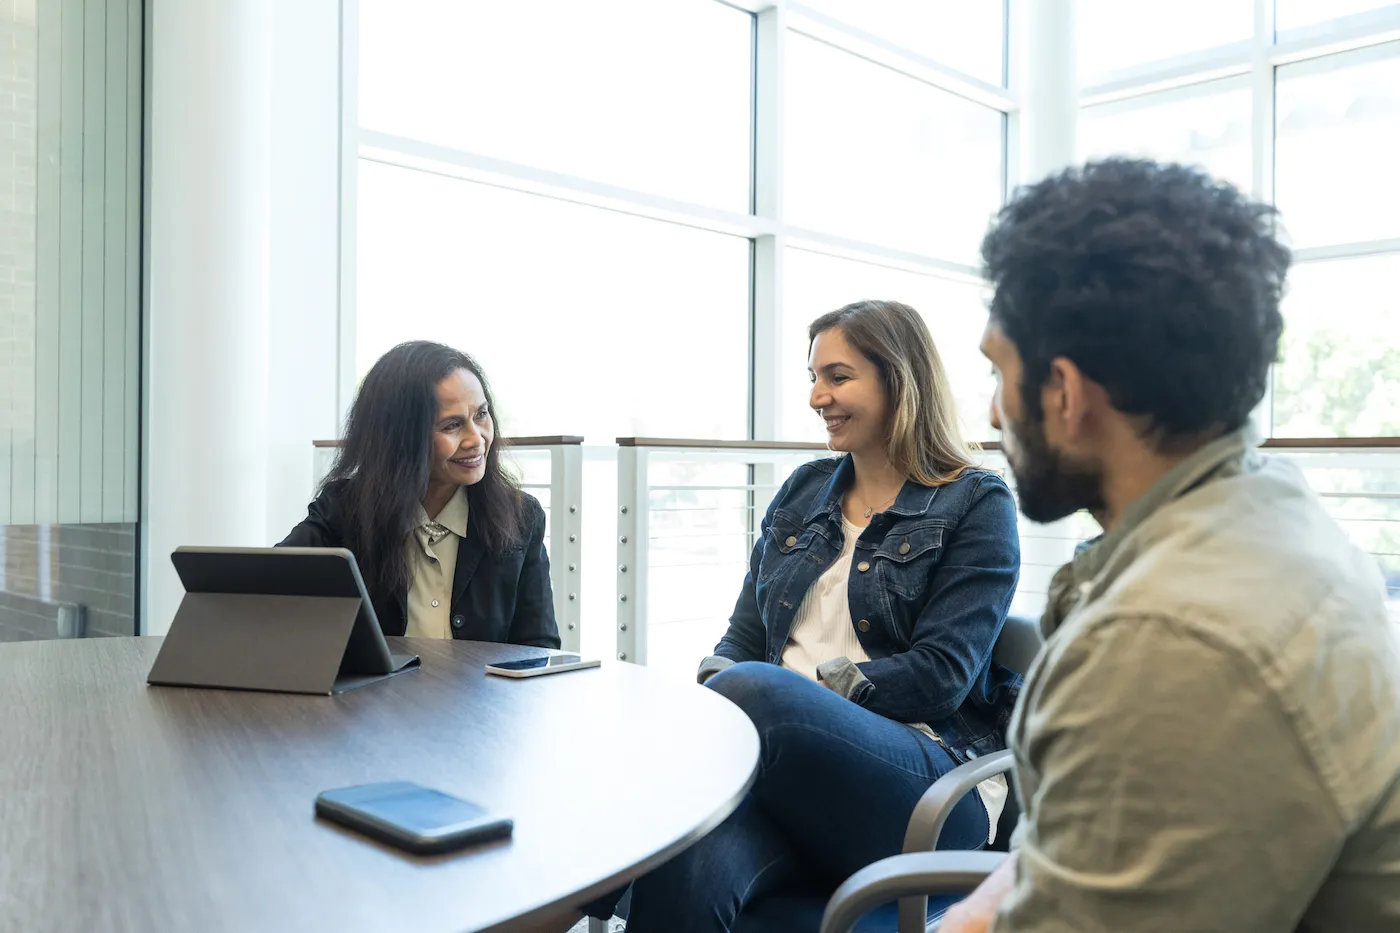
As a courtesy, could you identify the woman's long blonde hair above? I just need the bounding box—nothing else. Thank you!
[809,300,976,487]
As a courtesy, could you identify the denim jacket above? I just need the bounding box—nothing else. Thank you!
[700,456,1022,762]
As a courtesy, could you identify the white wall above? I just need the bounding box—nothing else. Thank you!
[266,0,343,543]
[142,0,341,634]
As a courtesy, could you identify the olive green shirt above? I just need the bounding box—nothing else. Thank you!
[996,429,1400,932]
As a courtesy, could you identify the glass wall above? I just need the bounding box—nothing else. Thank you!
[350,0,1014,657]
[1077,1,1400,440]
[348,0,1400,635]
[1076,0,1400,611]
[0,0,143,643]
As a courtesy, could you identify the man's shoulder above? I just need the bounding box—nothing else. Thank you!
[1058,461,1400,819]
[1102,455,1386,645]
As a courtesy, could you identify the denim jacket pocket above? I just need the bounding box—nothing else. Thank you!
[756,511,820,596]
[872,521,945,598]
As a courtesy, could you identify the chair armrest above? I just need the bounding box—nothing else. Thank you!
[818,850,1006,933]
[903,749,1015,853]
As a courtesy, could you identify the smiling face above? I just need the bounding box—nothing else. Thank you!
[428,367,493,490]
[808,326,890,458]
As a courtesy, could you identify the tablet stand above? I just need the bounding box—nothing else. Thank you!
[147,592,419,695]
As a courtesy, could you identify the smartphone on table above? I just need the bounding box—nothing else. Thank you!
[315,781,513,854]
[484,653,601,678]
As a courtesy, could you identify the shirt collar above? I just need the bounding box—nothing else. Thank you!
[1043,424,1259,633]
[415,486,470,542]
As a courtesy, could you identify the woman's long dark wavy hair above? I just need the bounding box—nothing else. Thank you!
[322,341,523,602]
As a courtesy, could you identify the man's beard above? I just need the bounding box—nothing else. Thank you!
[1003,411,1105,525]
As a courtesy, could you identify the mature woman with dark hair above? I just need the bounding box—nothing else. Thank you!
[280,341,559,648]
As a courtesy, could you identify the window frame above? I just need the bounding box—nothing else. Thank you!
[1078,0,1400,441]
[337,0,1016,444]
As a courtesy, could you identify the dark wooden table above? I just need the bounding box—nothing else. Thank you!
[0,637,759,932]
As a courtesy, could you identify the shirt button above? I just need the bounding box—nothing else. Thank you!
[898,542,910,555]
[857,561,870,573]
[431,600,440,608]
[451,616,465,629]
[857,619,871,633]
[785,535,797,548]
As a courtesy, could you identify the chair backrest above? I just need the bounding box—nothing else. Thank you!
[988,614,1044,853]
[992,613,1042,676]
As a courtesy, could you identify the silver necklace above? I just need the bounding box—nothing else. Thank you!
[859,489,900,519]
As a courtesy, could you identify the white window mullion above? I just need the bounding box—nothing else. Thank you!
[1009,0,1078,186]
[1252,0,1277,437]
[752,3,786,442]
[1251,0,1277,206]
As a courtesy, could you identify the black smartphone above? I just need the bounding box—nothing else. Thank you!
[315,781,513,854]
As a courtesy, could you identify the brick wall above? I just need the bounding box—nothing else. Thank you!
[0,523,136,642]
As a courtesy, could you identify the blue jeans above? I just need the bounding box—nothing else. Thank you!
[623,662,989,933]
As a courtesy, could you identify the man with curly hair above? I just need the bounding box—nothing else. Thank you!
[943,159,1400,932]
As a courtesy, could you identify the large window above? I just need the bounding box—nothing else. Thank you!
[1075,1,1400,617]
[796,0,1006,86]
[1076,0,1254,81]
[784,34,1004,263]
[353,0,1011,441]
[1274,45,1400,249]
[357,162,752,441]
[359,0,753,212]
[1079,79,1253,194]
[347,2,1400,644]
[1273,253,1400,438]
[1076,1,1400,442]
[349,0,1014,658]
[1275,0,1400,34]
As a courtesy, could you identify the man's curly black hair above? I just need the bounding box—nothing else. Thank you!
[980,158,1290,445]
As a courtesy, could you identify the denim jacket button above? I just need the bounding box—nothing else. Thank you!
[857,619,871,633]
[785,535,798,548]
[898,541,910,555]
[857,561,870,573]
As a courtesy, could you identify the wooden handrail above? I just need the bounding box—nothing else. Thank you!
[616,436,1400,451]
[984,439,1400,451]
[1261,437,1400,449]
[313,436,585,449]
[615,437,830,451]
[315,436,1400,452]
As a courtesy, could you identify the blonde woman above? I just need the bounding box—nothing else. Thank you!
[604,300,1022,932]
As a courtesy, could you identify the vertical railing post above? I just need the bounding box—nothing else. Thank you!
[616,445,649,665]
[549,443,584,652]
